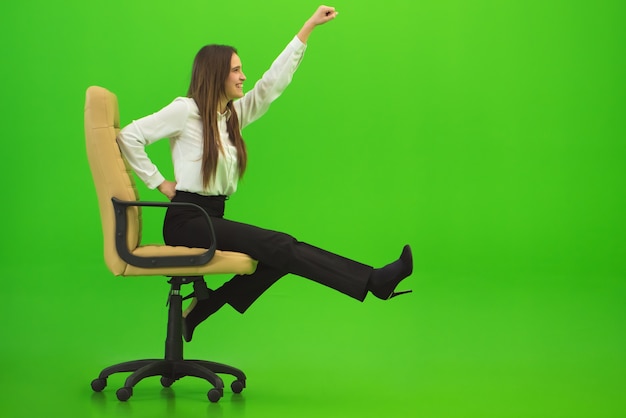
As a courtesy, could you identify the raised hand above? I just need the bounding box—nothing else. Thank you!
[308,5,338,26]
[297,5,338,43]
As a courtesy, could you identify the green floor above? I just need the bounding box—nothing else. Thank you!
[2,262,624,418]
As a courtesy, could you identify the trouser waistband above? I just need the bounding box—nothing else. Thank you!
[170,191,227,218]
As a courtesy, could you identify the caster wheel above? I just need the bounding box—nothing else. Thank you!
[160,376,175,387]
[116,387,133,402]
[231,380,245,394]
[91,378,107,392]
[207,388,222,403]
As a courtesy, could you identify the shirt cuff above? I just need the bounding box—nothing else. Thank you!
[145,172,166,190]
[290,34,307,51]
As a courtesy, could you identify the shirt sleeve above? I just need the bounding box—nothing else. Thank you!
[117,98,189,189]
[235,35,307,130]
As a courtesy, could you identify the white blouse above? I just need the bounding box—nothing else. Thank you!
[117,35,306,196]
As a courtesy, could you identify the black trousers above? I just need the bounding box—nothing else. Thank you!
[163,191,373,313]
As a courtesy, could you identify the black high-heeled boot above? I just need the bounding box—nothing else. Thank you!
[368,245,413,300]
[182,291,226,342]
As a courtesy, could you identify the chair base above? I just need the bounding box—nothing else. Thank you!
[91,358,246,402]
[90,277,245,403]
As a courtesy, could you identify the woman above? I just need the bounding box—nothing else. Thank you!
[118,5,413,342]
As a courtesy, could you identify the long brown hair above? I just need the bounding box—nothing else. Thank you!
[187,45,247,189]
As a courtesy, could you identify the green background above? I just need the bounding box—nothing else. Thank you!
[2,0,625,417]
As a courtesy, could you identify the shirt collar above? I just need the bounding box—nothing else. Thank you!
[218,108,232,121]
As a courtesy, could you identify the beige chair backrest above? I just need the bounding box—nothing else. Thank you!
[85,86,143,275]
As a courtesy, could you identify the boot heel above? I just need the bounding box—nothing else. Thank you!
[388,289,412,299]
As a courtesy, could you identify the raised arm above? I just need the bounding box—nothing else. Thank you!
[297,5,339,44]
[235,5,339,128]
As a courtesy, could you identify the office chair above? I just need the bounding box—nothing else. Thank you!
[84,86,257,402]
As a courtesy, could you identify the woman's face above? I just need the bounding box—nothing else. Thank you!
[224,53,246,101]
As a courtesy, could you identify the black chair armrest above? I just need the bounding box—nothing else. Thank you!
[112,197,217,268]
